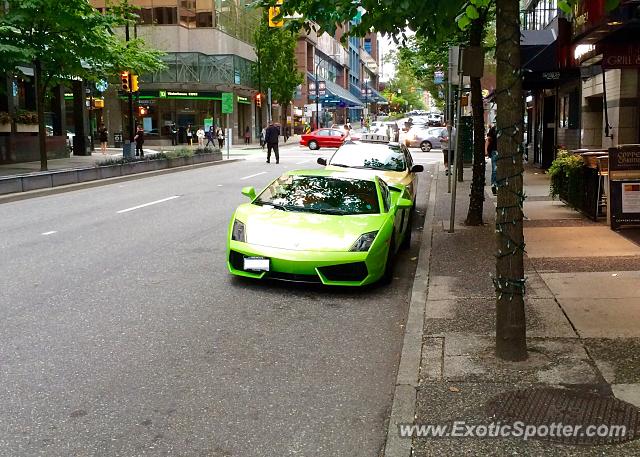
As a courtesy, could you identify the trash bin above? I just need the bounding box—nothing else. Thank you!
[460,116,473,165]
[114,132,123,148]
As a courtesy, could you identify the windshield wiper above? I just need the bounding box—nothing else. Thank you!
[296,207,348,215]
[254,201,290,211]
[328,163,350,167]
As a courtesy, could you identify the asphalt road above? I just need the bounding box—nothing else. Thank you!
[0,145,441,456]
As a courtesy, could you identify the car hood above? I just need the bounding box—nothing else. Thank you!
[235,204,384,251]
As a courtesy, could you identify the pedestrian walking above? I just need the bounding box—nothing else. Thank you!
[205,126,215,148]
[134,125,144,157]
[260,126,266,149]
[486,125,498,195]
[196,126,205,148]
[217,127,225,148]
[98,123,108,154]
[244,126,251,145]
[439,122,456,176]
[186,124,193,146]
[170,122,178,145]
[264,120,280,164]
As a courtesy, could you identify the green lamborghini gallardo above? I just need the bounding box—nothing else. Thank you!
[227,169,413,286]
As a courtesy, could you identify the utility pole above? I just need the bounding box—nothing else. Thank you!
[125,20,134,158]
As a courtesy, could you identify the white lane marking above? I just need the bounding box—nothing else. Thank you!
[240,172,267,180]
[296,159,312,164]
[41,231,58,236]
[117,196,180,214]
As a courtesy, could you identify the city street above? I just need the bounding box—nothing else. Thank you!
[0,147,441,456]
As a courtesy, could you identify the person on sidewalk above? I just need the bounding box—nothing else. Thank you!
[196,126,205,148]
[98,124,108,154]
[260,126,266,149]
[170,122,178,146]
[205,126,215,148]
[217,127,225,149]
[264,120,280,164]
[244,126,251,145]
[439,123,456,176]
[186,124,193,146]
[134,125,144,157]
[486,125,498,195]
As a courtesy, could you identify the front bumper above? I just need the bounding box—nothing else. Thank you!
[227,240,388,286]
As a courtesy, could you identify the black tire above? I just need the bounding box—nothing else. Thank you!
[308,140,319,150]
[420,141,432,152]
[400,209,413,250]
[382,236,396,284]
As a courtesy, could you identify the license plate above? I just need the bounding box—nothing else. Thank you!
[243,257,270,271]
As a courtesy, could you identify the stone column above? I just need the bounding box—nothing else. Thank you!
[72,80,91,155]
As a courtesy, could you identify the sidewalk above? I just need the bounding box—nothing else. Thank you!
[389,162,640,456]
[0,135,301,178]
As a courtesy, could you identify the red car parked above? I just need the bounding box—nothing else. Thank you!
[299,128,346,150]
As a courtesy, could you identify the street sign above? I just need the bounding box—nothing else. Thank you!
[222,92,234,114]
[434,71,445,84]
[96,80,108,92]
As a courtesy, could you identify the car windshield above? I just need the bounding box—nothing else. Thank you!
[254,175,380,215]
[329,144,407,172]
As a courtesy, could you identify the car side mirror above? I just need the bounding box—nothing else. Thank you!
[398,197,413,209]
[411,164,424,173]
[241,186,256,200]
[317,158,327,165]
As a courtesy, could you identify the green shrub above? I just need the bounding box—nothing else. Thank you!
[165,147,193,159]
[548,149,584,200]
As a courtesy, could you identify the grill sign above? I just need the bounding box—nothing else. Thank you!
[603,44,640,69]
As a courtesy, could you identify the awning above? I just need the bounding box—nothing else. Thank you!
[520,29,565,89]
[307,73,363,107]
[349,83,388,105]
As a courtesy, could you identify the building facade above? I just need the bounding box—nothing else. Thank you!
[90,0,261,145]
[521,0,640,168]
[292,23,385,132]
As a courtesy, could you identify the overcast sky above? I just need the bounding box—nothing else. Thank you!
[379,34,396,82]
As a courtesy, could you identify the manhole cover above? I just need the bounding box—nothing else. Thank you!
[487,387,640,445]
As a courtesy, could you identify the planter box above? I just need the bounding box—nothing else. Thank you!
[76,167,100,183]
[167,157,190,168]
[16,124,39,133]
[22,174,53,191]
[0,123,10,133]
[99,165,123,179]
[51,170,78,187]
[0,177,22,195]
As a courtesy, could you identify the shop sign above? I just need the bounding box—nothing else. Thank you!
[609,145,640,229]
[602,44,640,69]
[222,92,234,114]
[542,72,560,80]
[610,147,640,172]
[121,90,222,100]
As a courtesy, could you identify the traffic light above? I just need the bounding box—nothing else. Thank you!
[120,71,130,92]
[138,106,147,116]
[131,74,139,92]
[255,93,262,107]
[268,0,284,27]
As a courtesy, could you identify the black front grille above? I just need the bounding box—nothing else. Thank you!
[229,250,245,270]
[268,271,322,283]
[318,262,368,282]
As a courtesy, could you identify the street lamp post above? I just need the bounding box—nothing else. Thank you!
[312,54,339,130]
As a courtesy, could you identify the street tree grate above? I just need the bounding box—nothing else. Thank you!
[486,387,640,445]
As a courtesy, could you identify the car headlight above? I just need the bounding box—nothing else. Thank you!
[350,231,378,252]
[232,219,246,242]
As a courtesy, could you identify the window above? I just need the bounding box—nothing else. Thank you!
[378,178,390,213]
[154,7,178,24]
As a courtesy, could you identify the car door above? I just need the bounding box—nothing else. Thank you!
[378,177,404,252]
[327,129,344,147]
[315,129,330,146]
[402,144,417,201]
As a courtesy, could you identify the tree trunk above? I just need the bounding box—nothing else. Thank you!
[495,0,527,361]
[465,19,487,226]
[34,59,48,171]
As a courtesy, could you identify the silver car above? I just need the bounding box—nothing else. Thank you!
[404,126,447,152]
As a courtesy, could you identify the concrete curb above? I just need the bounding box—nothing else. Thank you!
[384,165,439,457]
[0,158,243,205]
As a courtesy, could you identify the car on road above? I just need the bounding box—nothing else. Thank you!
[404,126,447,152]
[427,113,444,126]
[299,128,346,150]
[227,169,413,286]
[317,137,423,204]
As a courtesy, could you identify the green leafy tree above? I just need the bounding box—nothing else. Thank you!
[0,0,165,171]
[275,0,528,360]
[383,50,426,112]
[253,19,303,131]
